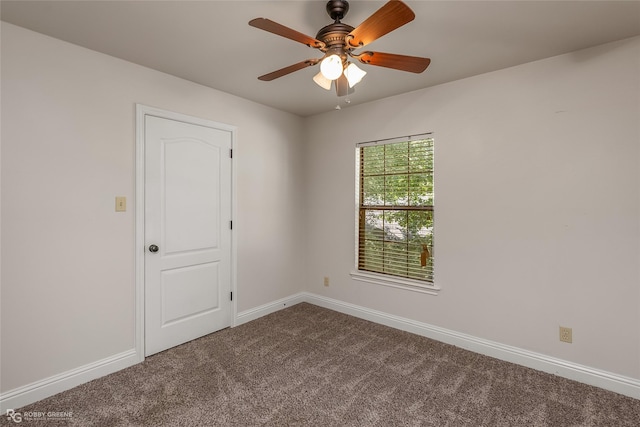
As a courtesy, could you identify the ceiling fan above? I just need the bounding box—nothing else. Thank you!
[249,0,431,96]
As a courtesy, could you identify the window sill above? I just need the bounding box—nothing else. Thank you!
[350,270,441,295]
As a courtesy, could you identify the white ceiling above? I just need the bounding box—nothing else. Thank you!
[2,1,639,117]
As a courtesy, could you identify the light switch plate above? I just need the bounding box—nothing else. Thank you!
[115,196,126,212]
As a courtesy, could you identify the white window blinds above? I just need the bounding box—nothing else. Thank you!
[357,135,434,283]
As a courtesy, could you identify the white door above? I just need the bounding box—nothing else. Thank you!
[144,114,232,356]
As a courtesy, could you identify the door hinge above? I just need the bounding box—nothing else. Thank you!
[230,148,233,158]
[230,292,233,301]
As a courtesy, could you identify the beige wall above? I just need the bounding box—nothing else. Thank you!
[2,20,639,401]
[0,22,306,392]
[303,36,640,379]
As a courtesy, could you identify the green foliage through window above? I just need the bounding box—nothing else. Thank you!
[358,137,434,283]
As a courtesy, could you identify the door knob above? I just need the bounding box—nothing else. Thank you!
[148,244,159,253]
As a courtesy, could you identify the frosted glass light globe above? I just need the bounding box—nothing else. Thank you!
[320,54,343,80]
[344,62,367,88]
[313,72,332,90]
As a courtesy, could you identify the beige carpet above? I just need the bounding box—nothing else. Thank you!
[8,303,640,426]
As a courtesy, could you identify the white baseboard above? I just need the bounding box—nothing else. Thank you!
[235,292,306,326]
[302,292,640,400]
[3,292,637,411]
[0,349,139,412]
[0,293,307,412]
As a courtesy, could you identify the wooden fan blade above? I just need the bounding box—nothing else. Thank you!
[249,18,325,49]
[335,74,349,97]
[258,59,320,81]
[346,0,415,48]
[355,51,430,73]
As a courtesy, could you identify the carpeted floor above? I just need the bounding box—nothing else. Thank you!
[8,303,640,426]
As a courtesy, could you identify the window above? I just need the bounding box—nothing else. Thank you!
[354,135,435,291]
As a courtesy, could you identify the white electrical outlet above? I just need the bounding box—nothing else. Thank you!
[323,277,330,287]
[559,326,572,343]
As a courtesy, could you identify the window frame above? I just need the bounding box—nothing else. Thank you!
[351,134,440,295]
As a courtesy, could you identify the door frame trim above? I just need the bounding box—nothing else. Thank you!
[134,104,237,362]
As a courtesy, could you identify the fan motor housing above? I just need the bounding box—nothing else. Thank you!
[316,22,354,50]
[318,0,353,54]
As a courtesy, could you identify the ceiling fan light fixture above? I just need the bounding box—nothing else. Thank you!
[313,71,332,90]
[344,62,367,88]
[320,54,344,80]
[250,0,431,99]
